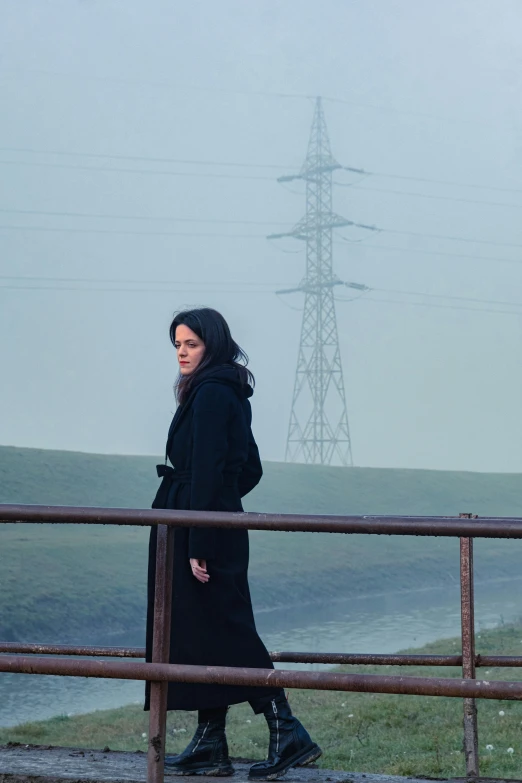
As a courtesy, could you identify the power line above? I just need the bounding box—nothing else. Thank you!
[334,239,522,267]
[323,94,498,129]
[12,156,522,206]
[336,294,522,317]
[371,286,522,310]
[371,288,522,307]
[0,146,286,169]
[0,68,314,102]
[0,224,266,238]
[4,204,522,247]
[1,68,497,128]
[0,207,286,225]
[288,278,522,312]
[348,183,522,212]
[2,219,522,255]
[385,228,522,251]
[2,146,522,198]
[3,268,522,315]
[5,155,521,208]
[0,273,277,287]
[0,283,273,294]
[333,281,522,315]
[3,273,521,310]
[5,275,522,319]
[0,159,276,181]
[344,167,522,197]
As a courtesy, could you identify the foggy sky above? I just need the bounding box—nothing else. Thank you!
[2,0,522,473]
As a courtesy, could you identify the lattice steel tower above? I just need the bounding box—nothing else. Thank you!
[269,97,355,466]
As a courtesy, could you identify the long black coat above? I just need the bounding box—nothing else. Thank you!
[145,365,276,711]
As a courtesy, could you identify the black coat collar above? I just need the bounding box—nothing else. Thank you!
[163,366,249,464]
[164,387,197,465]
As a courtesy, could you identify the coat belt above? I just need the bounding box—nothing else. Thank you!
[156,464,239,487]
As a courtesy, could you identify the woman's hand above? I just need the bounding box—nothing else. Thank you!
[190,558,209,584]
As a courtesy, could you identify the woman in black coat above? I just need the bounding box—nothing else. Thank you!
[145,308,321,780]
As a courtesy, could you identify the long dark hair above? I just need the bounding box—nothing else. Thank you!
[169,307,254,405]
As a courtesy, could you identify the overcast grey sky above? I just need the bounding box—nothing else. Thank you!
[1,0,522,472]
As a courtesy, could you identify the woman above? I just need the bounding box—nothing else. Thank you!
[145,308,321,780]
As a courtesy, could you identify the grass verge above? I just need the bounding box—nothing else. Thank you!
[2,623,522,778]
[3,446,522,642]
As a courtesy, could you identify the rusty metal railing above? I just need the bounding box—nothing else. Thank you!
[1,504,522,781]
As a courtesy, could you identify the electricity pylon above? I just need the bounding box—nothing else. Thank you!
[269,96,372,466]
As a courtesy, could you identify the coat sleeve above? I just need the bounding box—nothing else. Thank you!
[188,383,232,561]
[238,399,263,498]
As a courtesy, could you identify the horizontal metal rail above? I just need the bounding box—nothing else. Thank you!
[2,643,522,669]
[3,502,521,779]
[0,643,145,658]
[3,502,522,537]
[1,654,522,701]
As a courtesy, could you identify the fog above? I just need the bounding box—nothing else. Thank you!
[2,0,522,472]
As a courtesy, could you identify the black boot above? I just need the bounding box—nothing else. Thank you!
[248,694,322,780]
[165,713,234,777]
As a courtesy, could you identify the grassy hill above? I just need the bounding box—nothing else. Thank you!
[3,621,522,779]
[1,446,522,643]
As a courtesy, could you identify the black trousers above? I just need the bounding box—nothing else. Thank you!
[199,689,284,723]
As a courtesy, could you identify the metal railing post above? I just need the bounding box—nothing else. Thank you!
[147,524,175,783]
[459,513,479,778]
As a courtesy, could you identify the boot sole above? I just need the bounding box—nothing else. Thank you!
[248,743,322,780]
[165,763,235,777]
[296,744,323,768]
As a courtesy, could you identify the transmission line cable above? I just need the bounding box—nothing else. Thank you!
[2,217,522,254]
[0,273,278,287]
[335,294,522,317]
[347,183,522,212]
[0,224,267,238]
[3,273,520,310]
[0,146,287,169]
[343,167,522,196]
[4,277,522,319]
[348,283,522,310]
[0,159,277,182]
[385,228,522,250]
[2,146,522,197]
[2,68,498,128]
[373,287,522,308]
[334,238,522,266]
[0,207,286,225]
[0,283,273,294]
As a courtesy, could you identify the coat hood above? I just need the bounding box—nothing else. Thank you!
[191,363,253,399]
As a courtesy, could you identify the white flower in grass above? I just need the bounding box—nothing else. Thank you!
[486,744,494,751]
[341,703,346,707]
[348,714,354,718]
[507,748,514,755]
[142,733,147,739]
[246,719,251,724]
[499,710,505,716]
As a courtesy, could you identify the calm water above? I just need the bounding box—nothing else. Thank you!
[1,575,521,728]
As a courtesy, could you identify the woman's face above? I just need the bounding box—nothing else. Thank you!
[174,324,206,376]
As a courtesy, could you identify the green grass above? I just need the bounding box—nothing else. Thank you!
[3,623,522,778]
[2,446,522,642]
